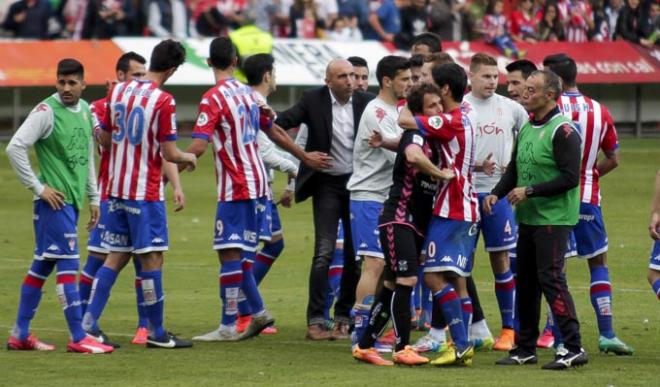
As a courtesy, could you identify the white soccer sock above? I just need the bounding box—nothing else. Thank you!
[470,319,492,340]
[429,327,446,343]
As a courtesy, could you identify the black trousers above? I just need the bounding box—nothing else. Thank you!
[307,173,359,326]
[516,224,582,353]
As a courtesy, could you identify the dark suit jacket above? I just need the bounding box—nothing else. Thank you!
[275,86,376,202]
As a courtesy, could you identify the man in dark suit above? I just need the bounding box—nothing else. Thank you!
[275,59,376,340]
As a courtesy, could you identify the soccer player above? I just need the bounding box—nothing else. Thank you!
[465,53,528,351]
[347,55,412,347]
[544,53,633,355]
[648,169,660,301]
[235,53,298,335]
[85,39,197,349]
[80,51,155,347]
[353,83,454,366]
[398,63,479,366]
[418,53,454,84]
[348,56,370,92]
[409,54,424,85]
[505,59,537,103]
[488,69,587,370]
[188,37,330,341]
[410,32,443,55]
[6,59,113,353]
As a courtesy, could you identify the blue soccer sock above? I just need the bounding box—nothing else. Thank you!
[590,265,614,338]
[79,255,104,313]
[434,286,468,350]
[253,238,284,285]
[241,257,265,315]
[652,279,660,300]
[13,259,55,340]
[140,269,166,340]
[494,270,516,329]
[132,259,148,328]
[220,260,243,326]
[460,297,473,335]
[56,260,86,342]
[82,266,117,332]
[509,251,517,276]
[352,305,372,347]
[324,246,344,320]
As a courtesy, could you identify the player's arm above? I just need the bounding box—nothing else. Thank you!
[597,111,620,177]
[398,106,455,142]
[163,161,185,212]
[405,145,454,181]
[263,122,333,171]
[486,142,520,214]
[6,104,66,210]
[85,134,100,230]
[257,131,298,177]
[649,170,660,240]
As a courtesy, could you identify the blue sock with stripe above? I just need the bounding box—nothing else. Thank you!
[82,266,117,332]
[253,239,284,284]
[56,259,86,342]
[494,270,516,329]
[140,269,165,340]
[434,286,468,350]
[79,255,104,313]
[13,259,55,340]
[590,265,614,338]
[132,259,148,328]
[220,260,243,326]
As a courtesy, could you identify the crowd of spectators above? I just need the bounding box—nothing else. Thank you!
[1,0,657,48]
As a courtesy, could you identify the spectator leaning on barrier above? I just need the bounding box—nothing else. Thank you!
[605,0,625,40]
[616,0,651,45]
[364,0,406,43]
[3,0,52,39]
[327,14,364,41]
[509,0,541,43]
[538,1,565,41]
[82,0,137,39]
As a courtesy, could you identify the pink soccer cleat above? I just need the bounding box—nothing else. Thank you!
[7,335,55,351]
[67,336,114,354]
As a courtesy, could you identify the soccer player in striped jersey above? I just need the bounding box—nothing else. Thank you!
[648,170,660,301]
[6,59,113,354]
[85,40,197,349]
[80,52,155,347]
[544,53,633,355]
[187,37,330,342]
[399,63,479,366]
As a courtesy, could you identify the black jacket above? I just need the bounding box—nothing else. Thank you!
[275,86,375,202]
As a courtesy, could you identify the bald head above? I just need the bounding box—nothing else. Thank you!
[325,58,355,104]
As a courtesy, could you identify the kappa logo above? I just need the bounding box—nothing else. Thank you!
[440,256,453,263]
[47,244,59,251]
[428,115,444,129]
[448,318,462,326]
[228,233,241,241]
[151,237,165,244]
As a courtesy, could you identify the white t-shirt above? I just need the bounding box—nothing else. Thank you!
[346,97,402,202]
[463,92,528,193]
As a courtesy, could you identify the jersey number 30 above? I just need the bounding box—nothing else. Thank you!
[112,104,145,145]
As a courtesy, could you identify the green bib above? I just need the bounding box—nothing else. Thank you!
[515,113,579,226]
[34,96,93,210]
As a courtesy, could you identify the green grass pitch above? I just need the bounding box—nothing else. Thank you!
[0,138,658,386]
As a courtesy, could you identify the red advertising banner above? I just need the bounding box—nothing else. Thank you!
[0,40,124,87]
[441,41,660,84]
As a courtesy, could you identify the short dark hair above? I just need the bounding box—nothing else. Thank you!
[410,54,425,68]
[412,32,442,53]
[423,52,454,66]
[347,56,368,69]
[543,53,577,87]
[244,53,275,86]
[531,69,562,100]
[505,59,537,79]
[116,51,146,73]
[407,83,440,115]
[432,63,467,103]
[149,39,186,72]
[57,58,84,78]
[376,55,410,87]
[209,37,237,70]
[469,52,497,72]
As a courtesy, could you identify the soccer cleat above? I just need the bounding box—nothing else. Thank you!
[411,334,448,353]
[7,335,55,351]
[473,336,494,351]
[239,310,275,340]
[236,315,252,334]
[379,328,396,346]
[262,326,278,335]
[131,327,148,345]
[67,336,114,354]
[492,328,515,351]
[598,336,634,356]
[495,348,538,365]
[352,345,394,366]
[193,327,240,341]
[392,346,429,365]
[146,332,193,349]
[537,328,555,348]
[86,330,121,349]
[430,344,474,366]
[541,347,588,370]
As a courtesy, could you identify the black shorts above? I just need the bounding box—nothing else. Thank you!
[379,223,423,281]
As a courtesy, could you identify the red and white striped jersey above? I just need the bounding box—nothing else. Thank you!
[415,107,479,222]
[101,80,178,201]
[91,97,110,201]
[558,92,619,205]
[192,78,270,202]
[557,0,592,42]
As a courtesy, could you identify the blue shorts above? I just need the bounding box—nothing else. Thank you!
[565,231,578,258]
[259,200,283,242]
[477,193,517,252]
[571,203,608,259]
[102,198,168,254]
[87,200,109,254]
[423,217,478,277]
[350,200,384,259]
[33,200,80,259]
[214,197,267,251]
[650,241,660,271]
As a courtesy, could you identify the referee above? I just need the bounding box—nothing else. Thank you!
[485,70,587,370]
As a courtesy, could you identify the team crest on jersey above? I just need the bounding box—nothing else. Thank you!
[35,104,48,112]
[196,112,208,126]
[68,238,76,251]
[375,107,387,123]
[412,134,424,146]
[428,116,443,129]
